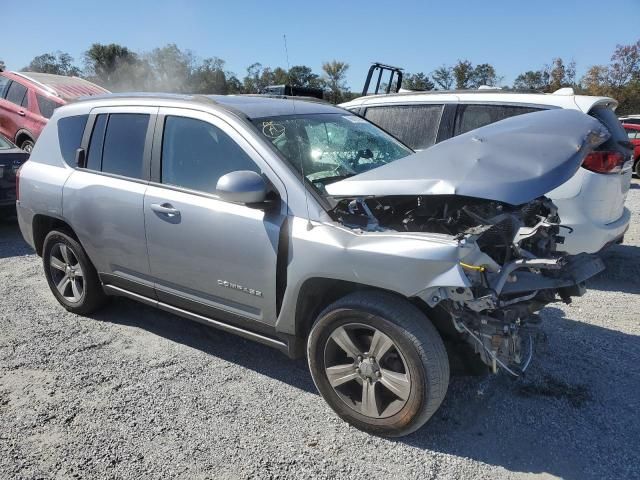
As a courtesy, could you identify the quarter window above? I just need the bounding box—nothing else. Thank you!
[364,104,443,150]
[36,94,60,119]
[57,115,89,166]
[161,116,259,193]
[100,114,149,179]
[5,81,28,106]
[454,104,544,136]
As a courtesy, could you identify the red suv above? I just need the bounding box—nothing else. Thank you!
[0,71,109,152]
[623,123,640,177]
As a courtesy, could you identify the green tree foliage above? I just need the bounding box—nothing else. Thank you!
[431,65,454,90]
[191,57,228,94]
[473,63,500,87]
[402,72,434,91]
[580,40,640,114]
[23,51,80,76]
[287,65,322,88]
[145,44,195,92]
[322,60,349,104]
[453,60,475,89]
[513,70,547,90]
[83,43,142,91]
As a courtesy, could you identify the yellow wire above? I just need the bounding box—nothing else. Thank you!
[459,262,486,272]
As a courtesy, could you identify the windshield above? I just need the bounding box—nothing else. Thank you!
[0,135,14,150]
[252,113,412,194]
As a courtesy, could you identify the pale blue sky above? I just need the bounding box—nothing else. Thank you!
[3,0,639,90]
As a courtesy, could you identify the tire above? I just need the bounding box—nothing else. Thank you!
[307,291,449,437]
[20,139,34,153]
[42,230,107,315]
[635,158,640,178]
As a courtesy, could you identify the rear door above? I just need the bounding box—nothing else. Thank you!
[144,108,287,328]
[0,79,30,144]
[62,106,157,297]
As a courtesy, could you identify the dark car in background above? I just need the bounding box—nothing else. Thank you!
[0,71,109,152]
[0,133,28,216]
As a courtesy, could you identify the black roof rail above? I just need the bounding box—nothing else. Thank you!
[362,62,403,96]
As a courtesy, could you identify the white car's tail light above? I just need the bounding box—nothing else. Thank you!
[582,151,625,174]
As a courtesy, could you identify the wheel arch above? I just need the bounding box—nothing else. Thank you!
[14,129,35,148]
[32,214,79,256]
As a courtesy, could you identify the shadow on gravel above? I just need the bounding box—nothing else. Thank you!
[90,298,318,394]
[397,308,640,480]
[0,218,33,258]
[91,295,639,480]
[590,243,640,294]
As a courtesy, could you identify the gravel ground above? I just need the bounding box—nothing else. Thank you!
[1,181,639,480]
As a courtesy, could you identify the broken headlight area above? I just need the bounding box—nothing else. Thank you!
[330,195,604,376]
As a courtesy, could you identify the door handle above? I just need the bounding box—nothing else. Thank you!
[150,202,180,216]
[18,110,26,117]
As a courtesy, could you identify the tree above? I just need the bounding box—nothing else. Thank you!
[544,57,576,91]
[243,62,264,93]
[473,63,500,87]
[83,43,142,90]
[581,65,610,96]
[608,40,640,88]
[322,60,349,104]
[23,51,80,76]
[453,60,475,89]
[402,72,434,91]
[513,70,546,90]
[191,57,228,94]
[431,65,454,90]
[226,74,244,94]
[145,44,195,92]
[287,65,321,88]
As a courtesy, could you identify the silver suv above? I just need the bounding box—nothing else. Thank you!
[17,93,606,437]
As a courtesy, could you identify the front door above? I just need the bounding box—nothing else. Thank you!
[144,108,286,327]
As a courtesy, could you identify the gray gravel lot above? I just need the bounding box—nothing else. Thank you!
[1,181,639,480]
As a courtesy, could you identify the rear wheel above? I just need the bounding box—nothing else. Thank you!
[42,230,107,315]
[635,157,640,178]
[307,291,449,437]
[20,139,34,153]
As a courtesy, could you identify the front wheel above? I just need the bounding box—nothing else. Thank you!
[307,291,450,437]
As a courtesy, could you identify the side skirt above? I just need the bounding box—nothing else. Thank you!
[102,284,292,356]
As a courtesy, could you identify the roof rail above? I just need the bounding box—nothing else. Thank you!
[12,71,60,97]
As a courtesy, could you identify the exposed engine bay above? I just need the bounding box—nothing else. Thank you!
[329,194,604,376]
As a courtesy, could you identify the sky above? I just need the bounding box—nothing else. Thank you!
[2,0,639,91]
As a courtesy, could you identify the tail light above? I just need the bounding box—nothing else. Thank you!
[15,164,23,201]
[582,151,625,174]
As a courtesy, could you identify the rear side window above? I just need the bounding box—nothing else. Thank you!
[36,95,59,119]
[161,115,259,193]
[454,104,544,136]
[101,114,149,179]
[626,129,638,139]
[5,81,28,106]
[57,115,88,166]
[364,104,443,150]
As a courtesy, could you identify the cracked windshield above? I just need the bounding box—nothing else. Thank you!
[253,113,411,194]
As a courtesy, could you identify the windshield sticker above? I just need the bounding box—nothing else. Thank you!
[262,121,286,139]
[343,115,367,124]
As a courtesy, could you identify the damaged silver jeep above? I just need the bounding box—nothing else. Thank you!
[17,95,607,437]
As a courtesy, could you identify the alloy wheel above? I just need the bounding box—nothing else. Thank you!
[323,323,412,419]
[49,243,85,303]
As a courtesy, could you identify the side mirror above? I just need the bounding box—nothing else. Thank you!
[216,170,268,204]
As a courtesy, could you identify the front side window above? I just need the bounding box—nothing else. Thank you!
[626,129,638,139]
[161,116,259,193]
[101,114,149,179]
[253,113,411,194]
[5,81,27,106]
[364,104,443,150]
[454,104,544,136]
[57,114,89,166]
[37,94,60,119]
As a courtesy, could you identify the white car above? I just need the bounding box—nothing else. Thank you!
[340,88,633,255]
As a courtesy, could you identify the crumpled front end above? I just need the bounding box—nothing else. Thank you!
[329,194,604,375]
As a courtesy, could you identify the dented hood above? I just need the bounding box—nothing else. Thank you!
[326,109,609,205]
